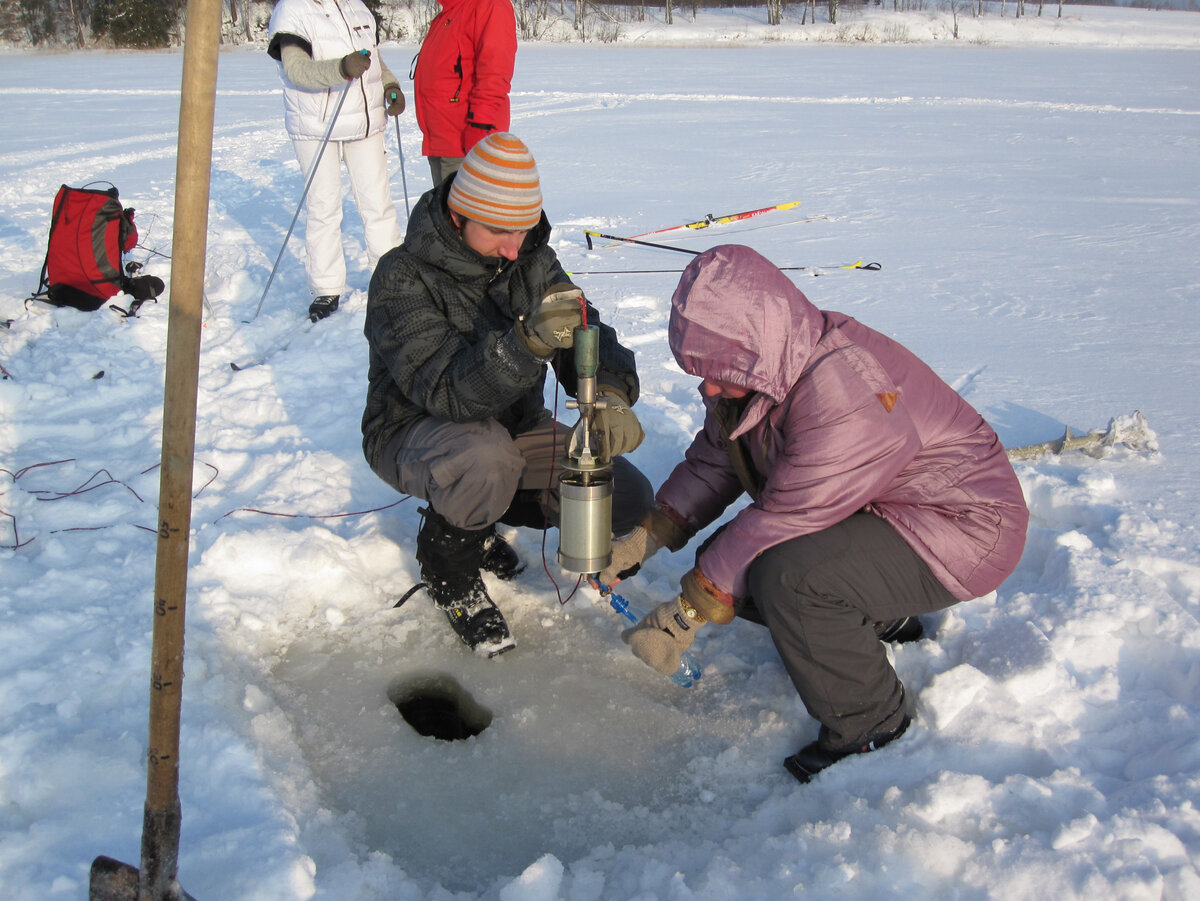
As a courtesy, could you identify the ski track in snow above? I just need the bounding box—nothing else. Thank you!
[516,89,1200,118]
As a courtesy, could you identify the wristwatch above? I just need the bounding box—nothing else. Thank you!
[678,595,707,625]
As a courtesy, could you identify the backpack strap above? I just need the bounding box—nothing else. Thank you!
[28,184,72,302]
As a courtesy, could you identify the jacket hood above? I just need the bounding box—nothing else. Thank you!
[669,245,824,434]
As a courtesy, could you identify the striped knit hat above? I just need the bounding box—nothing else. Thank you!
[447,133,543,231]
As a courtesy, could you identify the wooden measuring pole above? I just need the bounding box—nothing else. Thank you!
[139,0,220,896]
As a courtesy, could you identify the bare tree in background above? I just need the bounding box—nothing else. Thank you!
[65,0,85,45]
[948,0,963,37]
[224,0,254,43]
[515,0,551,38]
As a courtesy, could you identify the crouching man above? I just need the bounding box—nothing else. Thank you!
[363,133,652,657]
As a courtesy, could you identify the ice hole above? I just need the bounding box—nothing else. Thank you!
[388,671,492,741]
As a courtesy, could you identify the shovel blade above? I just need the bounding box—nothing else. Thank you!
[89,856,138,900]
[89,855,198,901]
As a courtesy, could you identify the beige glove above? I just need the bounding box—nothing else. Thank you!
[622,596,704,676]
[516,284,585,358]
[597,525,661,587]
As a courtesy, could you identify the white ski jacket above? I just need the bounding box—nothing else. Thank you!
[268,0,388,142]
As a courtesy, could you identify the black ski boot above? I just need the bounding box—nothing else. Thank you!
[784,714,911,784]
[416,509,515,657]
[481,531,525,580]
[873,616,924,644]
[308,294,339,322]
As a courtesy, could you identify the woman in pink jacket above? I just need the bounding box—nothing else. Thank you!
[601,244,1029,783]
[413,0,517,185]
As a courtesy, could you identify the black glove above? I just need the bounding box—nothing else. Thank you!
[340,50,371,80]
[384,83,405,116]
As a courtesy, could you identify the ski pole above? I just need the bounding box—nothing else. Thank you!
[394,117,411,218]
[584,229,701,255]
[249,77,354,322]
[591,579,702,687]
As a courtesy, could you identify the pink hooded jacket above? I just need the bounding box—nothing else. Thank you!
[657,245,1029,604]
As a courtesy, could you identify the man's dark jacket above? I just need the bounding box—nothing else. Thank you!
[362,178,640,477]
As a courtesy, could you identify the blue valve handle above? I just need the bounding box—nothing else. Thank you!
[593,580,702,687]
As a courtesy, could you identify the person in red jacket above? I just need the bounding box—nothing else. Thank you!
[413,0,517,185]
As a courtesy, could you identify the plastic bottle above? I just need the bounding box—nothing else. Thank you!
[606,589,703,688]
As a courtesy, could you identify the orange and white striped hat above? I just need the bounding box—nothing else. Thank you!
[448,133,543,231]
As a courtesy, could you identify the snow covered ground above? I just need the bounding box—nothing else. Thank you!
[2,5,1199,899]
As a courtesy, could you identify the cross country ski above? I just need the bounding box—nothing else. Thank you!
[585,200,804,248]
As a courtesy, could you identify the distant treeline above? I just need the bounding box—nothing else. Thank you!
[2,0,1194,49]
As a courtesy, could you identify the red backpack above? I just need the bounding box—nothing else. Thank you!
[30,183,163,315]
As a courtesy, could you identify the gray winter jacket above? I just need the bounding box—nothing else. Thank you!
[362,179,640,475]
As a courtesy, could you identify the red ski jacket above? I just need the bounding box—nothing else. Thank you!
[414,0,517,158]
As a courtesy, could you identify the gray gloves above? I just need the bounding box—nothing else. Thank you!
[384,83,405,116]
[622,597,705,676]
[597,525,660,587]
[568,387,644,464]
[340,50,371,80]
[516,284,585,358]
[594,388,644,459]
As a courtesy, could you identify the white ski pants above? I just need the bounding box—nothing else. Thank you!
[292,131,404,298]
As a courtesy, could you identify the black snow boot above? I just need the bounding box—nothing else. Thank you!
[481,531,525,581]
[308,294,339,322]
[784,714,911,785]
[874,616,925,644]
[415,508,515,657]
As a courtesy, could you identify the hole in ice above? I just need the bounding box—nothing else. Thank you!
[388,671,492,741]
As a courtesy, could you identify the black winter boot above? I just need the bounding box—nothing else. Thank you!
[415,509,515,657]
[308,294,339,322]
[873,616,925,644]
[481,531,525,580]
[784,714,911,784]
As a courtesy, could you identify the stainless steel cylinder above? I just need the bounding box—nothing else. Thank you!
[557,470,613,574]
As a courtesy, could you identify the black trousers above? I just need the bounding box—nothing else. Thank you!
[746,513,959,749]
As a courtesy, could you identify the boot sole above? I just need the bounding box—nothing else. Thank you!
[476,635,517,658]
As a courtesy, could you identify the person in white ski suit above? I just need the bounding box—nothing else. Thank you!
[268,0,406,321]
